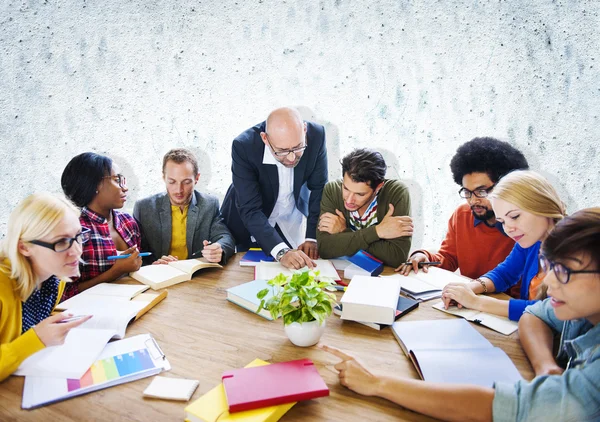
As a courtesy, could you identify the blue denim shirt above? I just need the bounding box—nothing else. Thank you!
[492,299,600,421]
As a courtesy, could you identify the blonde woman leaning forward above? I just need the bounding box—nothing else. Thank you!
[322,208,600,421]
[441,170,566,321]
[0,193,92,381]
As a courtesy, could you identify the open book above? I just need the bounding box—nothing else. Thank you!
[130,258,222,290]
[56,283,167,321]
[432,301,518,335]
[391,319,522,387]
[16,297,149,379]
[383,267,470,301]
[254,260,341,282]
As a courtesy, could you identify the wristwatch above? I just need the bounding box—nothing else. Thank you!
[275,248,291,262]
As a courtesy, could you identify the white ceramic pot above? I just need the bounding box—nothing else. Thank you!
[284,319,326,347]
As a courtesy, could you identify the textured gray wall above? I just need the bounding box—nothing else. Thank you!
[1,1,599,251]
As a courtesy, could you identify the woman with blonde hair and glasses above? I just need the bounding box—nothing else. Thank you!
[322,207,600,421]
[0,193,92,381]
[441,170,566,321]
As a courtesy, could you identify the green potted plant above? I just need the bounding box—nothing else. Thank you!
[257,269,337,347]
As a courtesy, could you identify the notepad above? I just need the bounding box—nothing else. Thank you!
[226,279,277,320]
[130,258,222,290]
[222,358,329,413]
[340,276,402,325]
[56,282,167,321]
[21,334,169,409]
[383,267,470,301]
[143,376,199,401]
[185,359,296,422]
[432,301,518,335]
[254,259,341,281]
[391,319,522,387]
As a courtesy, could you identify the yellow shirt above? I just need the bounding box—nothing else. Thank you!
[168,204,189,260]
[0,261,66,381]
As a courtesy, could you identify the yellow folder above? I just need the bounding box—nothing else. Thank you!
[184,359,296,422]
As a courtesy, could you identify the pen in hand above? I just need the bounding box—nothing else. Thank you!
[404,261,441,268]
[107,252,152,260]
[57,315,90,324]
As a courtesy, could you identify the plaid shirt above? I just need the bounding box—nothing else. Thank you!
[62,207,141,300]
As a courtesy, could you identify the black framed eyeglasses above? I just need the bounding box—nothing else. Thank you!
[265,133,307,157]
[29,228,91,253]
[458,184,495,199]
[103,174,127,189]
[539,254,600,284]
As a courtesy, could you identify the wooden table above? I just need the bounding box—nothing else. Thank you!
[0,254,534,421]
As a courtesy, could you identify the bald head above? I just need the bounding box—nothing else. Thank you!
[265,107,305,149]
[261,107,307,168]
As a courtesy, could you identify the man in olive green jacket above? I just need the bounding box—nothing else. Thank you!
[316,149,413,267]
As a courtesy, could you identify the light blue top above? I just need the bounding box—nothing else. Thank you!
[492,299,600,421]
[482,241,541,321]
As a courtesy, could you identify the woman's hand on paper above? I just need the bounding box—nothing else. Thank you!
[442,283,481,310]
[319,344,381,397]
[33,312,93,347]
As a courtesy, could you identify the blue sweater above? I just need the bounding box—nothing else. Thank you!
[482,241,541,321]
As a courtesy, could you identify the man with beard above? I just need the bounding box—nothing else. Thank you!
[396,137,528,279]
[221,107,328,270]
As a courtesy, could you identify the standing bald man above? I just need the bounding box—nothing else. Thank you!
[221,107,328,270]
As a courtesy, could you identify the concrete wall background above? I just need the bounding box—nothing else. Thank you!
[1,0,598,251]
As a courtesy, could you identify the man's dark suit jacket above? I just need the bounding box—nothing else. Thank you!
[133,191,235,265]
[220,120,328,254]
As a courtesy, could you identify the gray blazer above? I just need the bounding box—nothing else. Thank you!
[133,191,235,265]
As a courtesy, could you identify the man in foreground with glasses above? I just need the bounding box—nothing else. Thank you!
[317,148,413,267]
[133,148,235,265]
[221,107,327,270]
[396,137,529,280]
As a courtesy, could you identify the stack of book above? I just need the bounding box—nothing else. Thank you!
[339,276,403,325]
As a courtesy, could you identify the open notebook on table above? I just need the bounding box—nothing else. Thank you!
[56,282,167,321]
[391,319,522,387]
[21,334,169,409]
[432,301,518,335]
[383,267,470,301]
[130,258,222,290]
[255,260,341,282]
[16,297,149,379]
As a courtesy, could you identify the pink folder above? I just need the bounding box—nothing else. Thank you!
[222,358,329,413]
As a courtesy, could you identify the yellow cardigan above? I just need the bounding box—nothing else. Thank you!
[0,266,65,382]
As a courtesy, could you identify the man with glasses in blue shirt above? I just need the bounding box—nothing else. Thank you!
[396,137,529,281]
[221,107,328,270]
